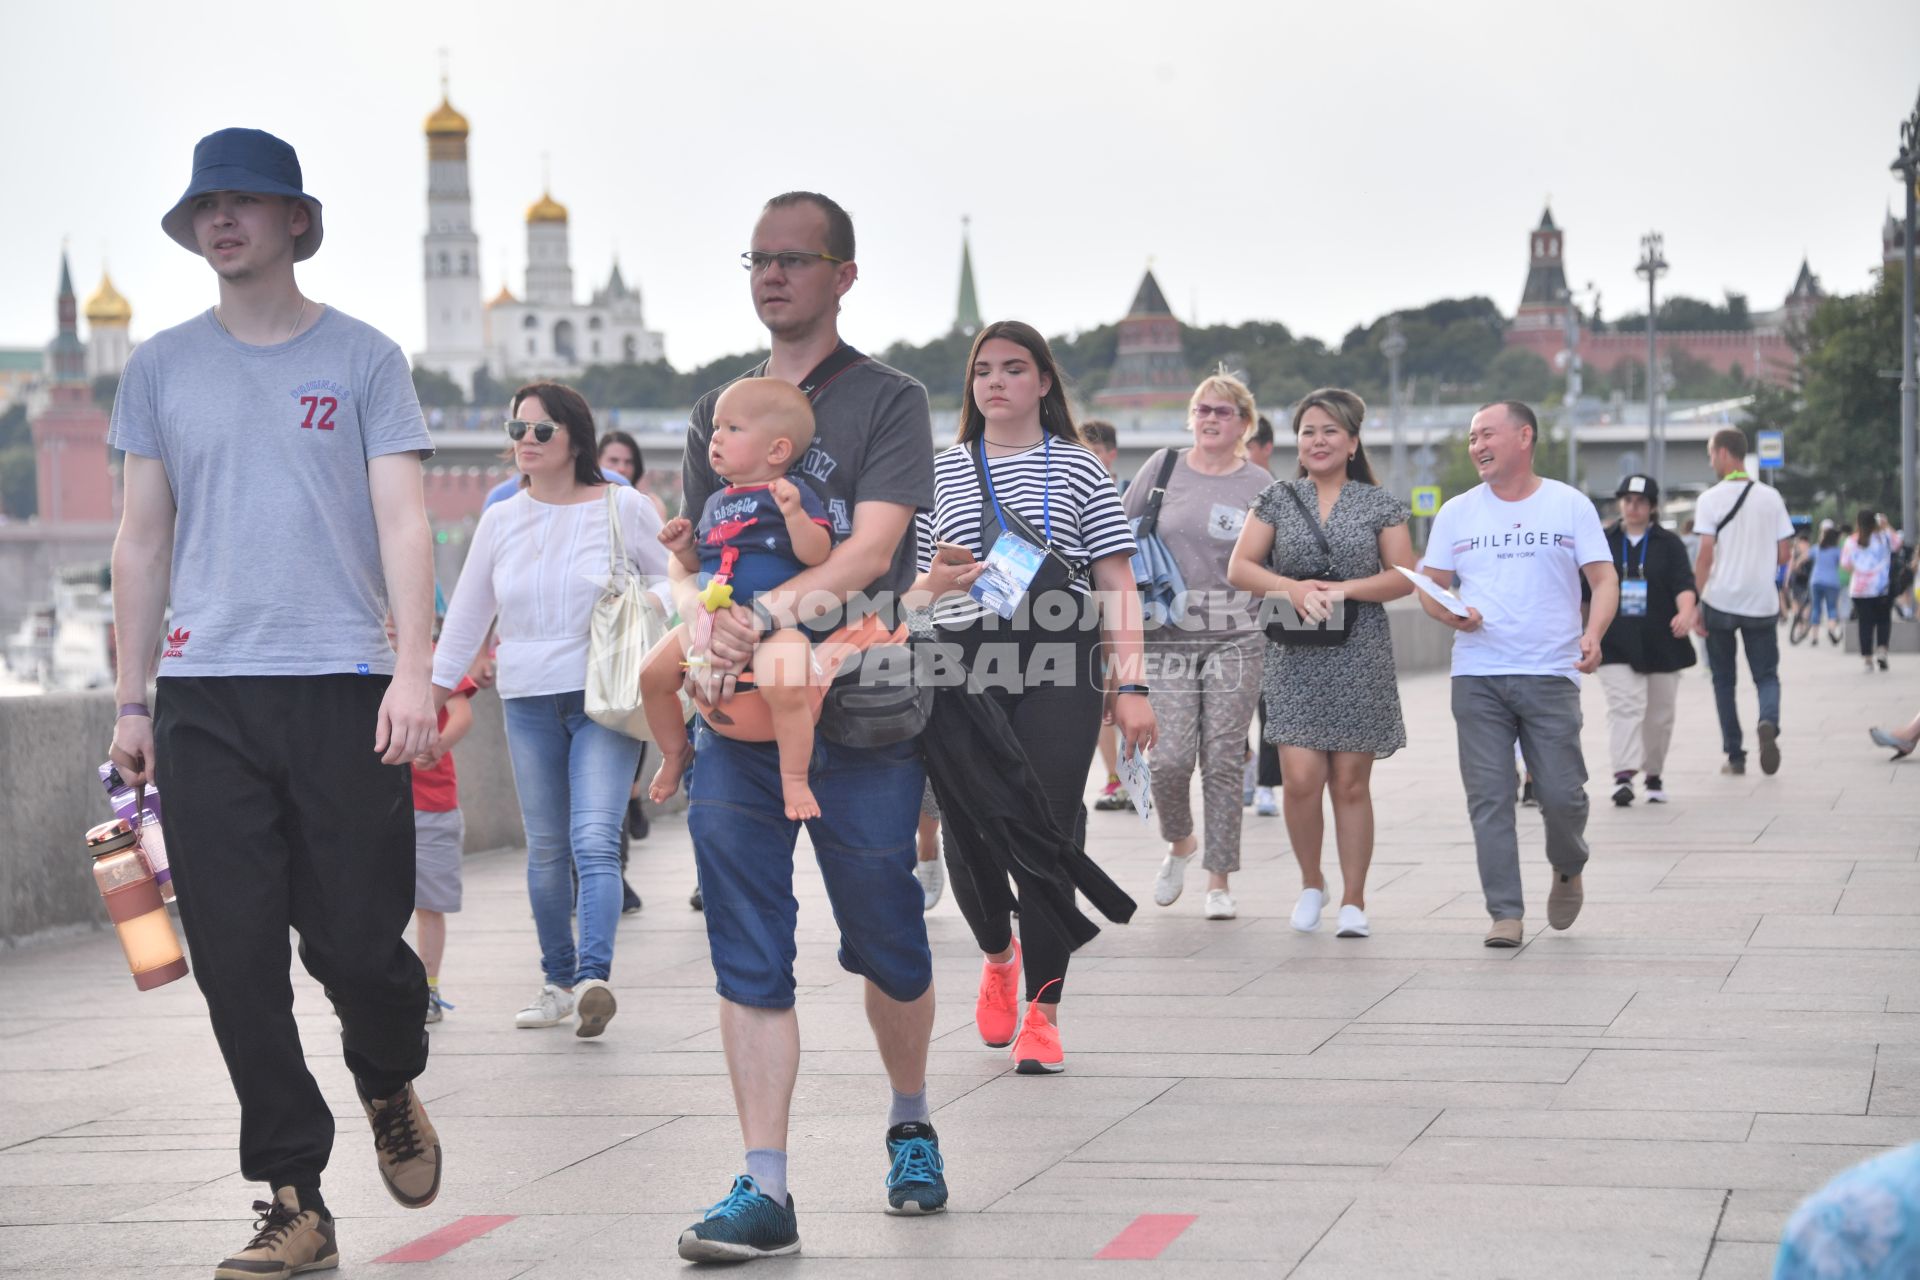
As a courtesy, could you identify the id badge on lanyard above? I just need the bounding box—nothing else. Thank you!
[1619,537,1649,617]
[967,437,1054,620]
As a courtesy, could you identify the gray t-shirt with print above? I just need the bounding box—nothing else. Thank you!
[1122,449,1272,636]
[681,347,935,613]
[108,307,432,678]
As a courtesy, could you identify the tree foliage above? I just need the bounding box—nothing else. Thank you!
[1609,292,1752,333]
[411,365,466,409]
[1790,273,1904,515]
[0,402,35,518]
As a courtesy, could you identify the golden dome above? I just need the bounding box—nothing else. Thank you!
[84,270,132,326]
[526,190,569,224]
[424,95,469,137]
[488,284,517,307]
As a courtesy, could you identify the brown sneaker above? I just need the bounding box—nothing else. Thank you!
[1547,872,1584,930]
[1483,918,1524,948]
[358,1080,442,1208]
[214,1187,337,1278]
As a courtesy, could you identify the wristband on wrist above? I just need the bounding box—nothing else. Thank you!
[118,702,152,719]
[1116,683,1151,696]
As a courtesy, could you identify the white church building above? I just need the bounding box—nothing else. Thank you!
[414,82,664,397]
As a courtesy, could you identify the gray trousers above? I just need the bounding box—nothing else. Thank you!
[1451,675,1591,921]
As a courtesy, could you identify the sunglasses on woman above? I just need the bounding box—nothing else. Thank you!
[505,419,558,443]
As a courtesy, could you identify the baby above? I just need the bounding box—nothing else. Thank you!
[641,377,834,819]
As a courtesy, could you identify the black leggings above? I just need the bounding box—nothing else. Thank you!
[1855,594,1893,656]
[941,618,1103,1004]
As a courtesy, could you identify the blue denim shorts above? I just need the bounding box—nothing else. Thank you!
[687,721,931,1009]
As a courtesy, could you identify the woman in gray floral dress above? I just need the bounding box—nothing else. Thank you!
[1227,388,1415,940]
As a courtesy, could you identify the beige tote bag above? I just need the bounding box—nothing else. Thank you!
[584,487,685,739]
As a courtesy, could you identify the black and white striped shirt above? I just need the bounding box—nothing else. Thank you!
[915,437,1136,626]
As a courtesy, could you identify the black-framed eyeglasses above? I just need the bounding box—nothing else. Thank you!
[740,250,845,274]
[505,419,558,443]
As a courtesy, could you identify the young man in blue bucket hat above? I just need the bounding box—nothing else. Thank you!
[107,127,445,1279]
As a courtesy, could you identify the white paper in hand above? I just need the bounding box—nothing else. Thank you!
[1396,565,1471,618]
[1117,745,1154,825]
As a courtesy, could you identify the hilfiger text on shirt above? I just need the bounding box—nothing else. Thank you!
[1452,528,1577,557]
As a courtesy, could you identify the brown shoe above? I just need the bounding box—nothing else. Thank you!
[214,1187,337,1278]
[358,1080,442,1208]
[1483,918,1524,948]
[1547,872,1584,930]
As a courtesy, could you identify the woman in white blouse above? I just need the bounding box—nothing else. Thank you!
[434,382,667,1038]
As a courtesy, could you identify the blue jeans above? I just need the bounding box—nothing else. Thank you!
[1702,606,1780,763]
[1809,582,1841,628]
[687,722,929,1010]
[501,691,643,986]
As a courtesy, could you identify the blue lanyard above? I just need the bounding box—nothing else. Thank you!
[1618,532,1647,581]
[977,436,1051,542]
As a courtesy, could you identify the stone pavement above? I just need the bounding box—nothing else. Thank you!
[1,638,1915,1278]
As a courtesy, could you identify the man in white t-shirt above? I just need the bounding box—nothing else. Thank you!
[1418,401,1619,948]
[1690,426,1794,776]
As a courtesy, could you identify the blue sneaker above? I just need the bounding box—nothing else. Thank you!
[676,1175,800,1262]
[885,1121,948,1215]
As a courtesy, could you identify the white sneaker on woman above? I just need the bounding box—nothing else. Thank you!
[1153,849,1196,907]
[1203,890,1237,920]
[1335,905,1370,938]
[914,857,945,911]
[515,983,574,1029]
[1290,888,1326,932]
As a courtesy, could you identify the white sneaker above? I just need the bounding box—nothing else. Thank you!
[914,857,945,912]
[1335,905,1370,938]
[515,983,574,1029]
[1153,849,1196,907]
[573,978,616,1039]
[1253,786,1279,817]
[1290,887,1326,932]
[1203,889,1236,920]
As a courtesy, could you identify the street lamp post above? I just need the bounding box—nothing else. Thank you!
[1382,316,1408,496]
[1636,233,1668,487]
[1895,88,1919,544]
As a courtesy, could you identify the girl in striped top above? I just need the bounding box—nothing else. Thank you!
[911,319,1154,1075]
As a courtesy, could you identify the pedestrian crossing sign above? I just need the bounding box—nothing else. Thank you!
[1411,486,1441,517]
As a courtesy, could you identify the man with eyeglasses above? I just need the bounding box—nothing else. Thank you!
[105,128,442,1277]
[671,192,941,1263]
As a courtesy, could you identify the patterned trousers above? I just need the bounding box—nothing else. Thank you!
[1146,632,1265,874]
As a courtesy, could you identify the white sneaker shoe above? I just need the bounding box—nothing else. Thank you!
[1290,888,1326,932]
[1153,849,1196,907]
[1335,905,1370,938]
[914,857,945,912]
[1253,786,1279,817]
[515,983,574,1029]
[573,978,616,1039]
[1203,889,1236,920]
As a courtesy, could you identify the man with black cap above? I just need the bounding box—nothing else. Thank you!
[1594,474,1698,806]
[105,128,443,1278]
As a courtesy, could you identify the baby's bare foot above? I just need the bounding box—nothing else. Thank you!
[782,776,821,822]
[649,750,692,805]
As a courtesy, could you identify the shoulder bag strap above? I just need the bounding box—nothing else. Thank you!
[1281,482,1336,570]
[1713,481,1755,534]
[1136,448,1180,541]
[603,486,630,590]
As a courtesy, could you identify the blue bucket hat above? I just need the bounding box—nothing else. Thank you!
[160,128,324,262]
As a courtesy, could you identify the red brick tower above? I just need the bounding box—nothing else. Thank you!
[30,251,116,524]
[1513,207,1571,335]
[1093,268,1194,410]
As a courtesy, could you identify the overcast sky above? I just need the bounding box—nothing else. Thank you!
[5,0,1916,377]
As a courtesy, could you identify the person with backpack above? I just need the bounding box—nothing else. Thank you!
[1842,510,1903,672]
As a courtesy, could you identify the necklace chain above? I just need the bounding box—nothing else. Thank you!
[214,299,306,343]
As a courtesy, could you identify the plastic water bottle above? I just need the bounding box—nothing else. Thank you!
[85,818,189,991]
[99,763,174,903]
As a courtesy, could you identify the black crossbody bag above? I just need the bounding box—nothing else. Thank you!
[1263,484,1350,646]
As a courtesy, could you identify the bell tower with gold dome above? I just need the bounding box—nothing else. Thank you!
[419,70,486,395]
[84,268,133,381]
[523,177,574,308]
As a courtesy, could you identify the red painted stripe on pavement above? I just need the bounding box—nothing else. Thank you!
[1095,1213,1198,1260]
[374,1215,518,1263]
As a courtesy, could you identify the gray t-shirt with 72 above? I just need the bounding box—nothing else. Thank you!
[108,307,433,678]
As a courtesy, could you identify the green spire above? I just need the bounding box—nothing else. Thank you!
[954,217,981,336]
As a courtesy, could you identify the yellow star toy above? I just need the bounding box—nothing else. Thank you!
[697,578,735,613]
